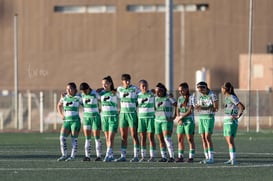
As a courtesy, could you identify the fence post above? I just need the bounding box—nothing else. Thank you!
[53,93,57,130]
[256,90,260,133]
[40,91,44,133]
[28,91,32,130]
[18,93,23,130]
[0,112,3,130]
[269,92,272,127]
[244,92,248,129]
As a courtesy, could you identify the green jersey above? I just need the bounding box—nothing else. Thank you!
[81,89,100,117]
[223,94,240,117]
[155,96,176,122]
[117,85,140,113]
[195,90,217,115]
[137,91,155,118]
[60,94,82,121]
[177,94,194,119]
[99,90,118,117]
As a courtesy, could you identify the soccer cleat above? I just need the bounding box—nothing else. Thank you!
[148,157,156,162]
[82,157,91,161]
[187,158,194,163]
[130,157,139,162]
[158,157,168,162]
[224,160,232,164]
[114,156,127,162]
[231,160,237,165]
[175,157,184,163]
[167,157,175,162]
[103,156,114,162]
[57,156,68,162]
[109,156,115,162]
[95,157,102,161]
[103,156,109,162]
[65,157,75,161]
[204,159,214,164]
[139,158,147,162]
[224,159,237,165]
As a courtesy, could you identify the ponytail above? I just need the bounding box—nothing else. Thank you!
[222,82,236,96]
[103,76,115,91]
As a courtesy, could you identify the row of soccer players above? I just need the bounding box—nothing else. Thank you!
[56,73,245,165]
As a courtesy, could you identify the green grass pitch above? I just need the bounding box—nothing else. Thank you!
[0,130,273,181]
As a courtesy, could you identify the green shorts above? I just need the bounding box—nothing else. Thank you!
[62,120,81,137]
[198,114,215,134]
[138,117,155,133]
[155,120,173,134]
[223,118,238,137]
[83,114,101,131]
[102,115,118,133]
[119,112,138,128]
[176,117,195,135]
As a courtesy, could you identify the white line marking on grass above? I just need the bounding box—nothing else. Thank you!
[1,164,273,171]
[215,151,273,156]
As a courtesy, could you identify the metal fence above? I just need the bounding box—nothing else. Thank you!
[0,90,63,132]
[0,90,272,132]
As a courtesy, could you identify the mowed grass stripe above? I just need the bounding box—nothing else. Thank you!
[1,164,273,171]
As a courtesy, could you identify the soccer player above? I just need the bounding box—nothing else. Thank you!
[99,76,119,162]
[57,82,82,161]
[221,82,245,165]
[154,83,177,162]
[115,74,140,162]
[137,80,156,162]
[79,82,102,161]
[195,81,218,164]
[175,82,196,163]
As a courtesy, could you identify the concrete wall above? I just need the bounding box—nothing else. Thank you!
[239,54,273,91]
[1,0,273,92]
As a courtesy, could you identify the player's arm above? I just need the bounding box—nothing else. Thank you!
[171,98,177,120]
[181,105,193,118]
[96,87,104,93]
[174,103,183,124]
[211,92,218,112]
[212,100,219,112]
[57,99,65,120]
[237,102,245,118]
[95,91,102,112]
[192,93,201,111]
[176,104,180,117]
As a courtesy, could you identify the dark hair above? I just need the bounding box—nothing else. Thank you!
[179,82,189,90]
[197,81,207,88]
[121,74,131,81]
[179,82,190,107]
[138,79,148,85]
[222,82,236,96]
[197,81,210,94]
[156,82,167,97]
[67,82,77,90]
[79,82,90,90]
[103,75,115,91]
